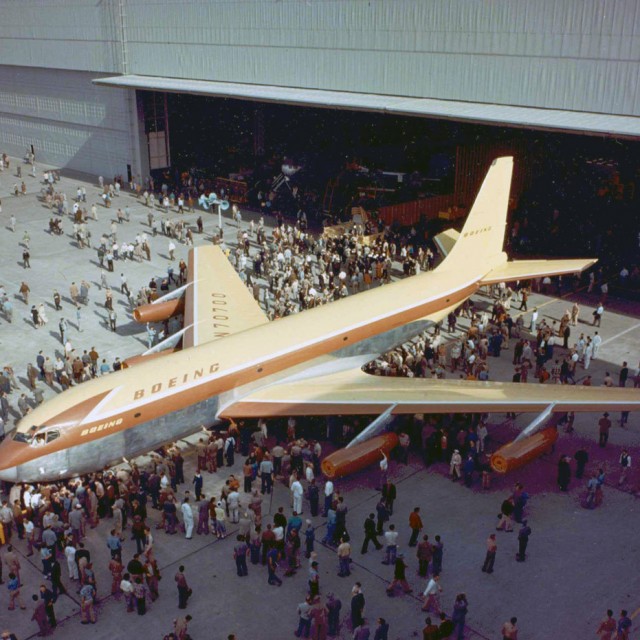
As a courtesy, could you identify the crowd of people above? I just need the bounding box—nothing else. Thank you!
[0,152,638,640]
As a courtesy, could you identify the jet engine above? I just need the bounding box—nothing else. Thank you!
[133,297,185,323]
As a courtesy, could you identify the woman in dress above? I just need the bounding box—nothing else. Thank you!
[38,303,48,326]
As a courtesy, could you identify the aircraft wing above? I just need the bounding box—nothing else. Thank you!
[183,245,269,348]
[220,369,640,418]
[480,258,597,285]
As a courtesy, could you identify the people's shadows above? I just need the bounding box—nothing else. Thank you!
[114,320,144,337]
[92,309,109,324]
[22,317,37,329]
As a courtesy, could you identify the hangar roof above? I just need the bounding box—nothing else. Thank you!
[93,74,640,138]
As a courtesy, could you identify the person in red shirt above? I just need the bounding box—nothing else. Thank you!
[409,507,423,547]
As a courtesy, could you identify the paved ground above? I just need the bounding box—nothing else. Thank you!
[0,156,639,639]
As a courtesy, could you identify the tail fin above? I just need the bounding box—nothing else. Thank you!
[443,156,513,269]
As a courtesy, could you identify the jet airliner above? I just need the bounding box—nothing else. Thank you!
[0,157,637,482]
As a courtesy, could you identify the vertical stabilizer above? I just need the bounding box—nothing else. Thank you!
[443,156,513,269]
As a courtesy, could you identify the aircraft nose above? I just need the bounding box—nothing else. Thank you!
[0,438,23,482]
[0,465,17,483]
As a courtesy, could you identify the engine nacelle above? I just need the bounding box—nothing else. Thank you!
[133,297,185,323]
[490,427,558,474]
[321,433,398,479]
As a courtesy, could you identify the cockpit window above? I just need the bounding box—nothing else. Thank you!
[13,425,60,447]
[32,433,47,447]
[12,430,33,444]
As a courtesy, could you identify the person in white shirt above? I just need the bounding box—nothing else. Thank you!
[24,518,36,556]
[120,573,135,612]
[324,480,334,516]
[583,340,593,370]
[477,422,488,453]
[273,524,284,550]
[592,332,602,359]
[422,575,443,613]
[530,308,539,332]
[379,451,389,487]
[181,498,194,539]
[65,541,78,580]
[291,478,304,514]
[383,524,399,565]
[305,463,314,484]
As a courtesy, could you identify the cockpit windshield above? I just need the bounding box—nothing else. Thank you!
[12,430,33,444]
[12,425,60,446]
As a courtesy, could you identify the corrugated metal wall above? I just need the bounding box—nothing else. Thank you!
[1,0,638,116]
[0,0,638,176]
[0,67,131,177]
[124,0,640,117]
[0,1,122,73]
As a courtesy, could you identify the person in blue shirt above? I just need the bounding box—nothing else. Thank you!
[322,508,337,546]
[287,512,303,537]
[106,529,122,559]
[617,610,632,639]
[451,593,468,640]
[7,573,26,610]
[374,618,389,640]
[304,521,315,558]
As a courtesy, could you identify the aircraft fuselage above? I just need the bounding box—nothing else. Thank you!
[0,265,477,482]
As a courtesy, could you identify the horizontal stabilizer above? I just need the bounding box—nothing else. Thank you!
[480,258,597,286]
[433,229,460,257]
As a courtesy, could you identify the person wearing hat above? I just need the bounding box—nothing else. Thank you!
[68,502,85,546]
[386,552,412,595]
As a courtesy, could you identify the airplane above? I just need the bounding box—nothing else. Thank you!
[0,156,638,483]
